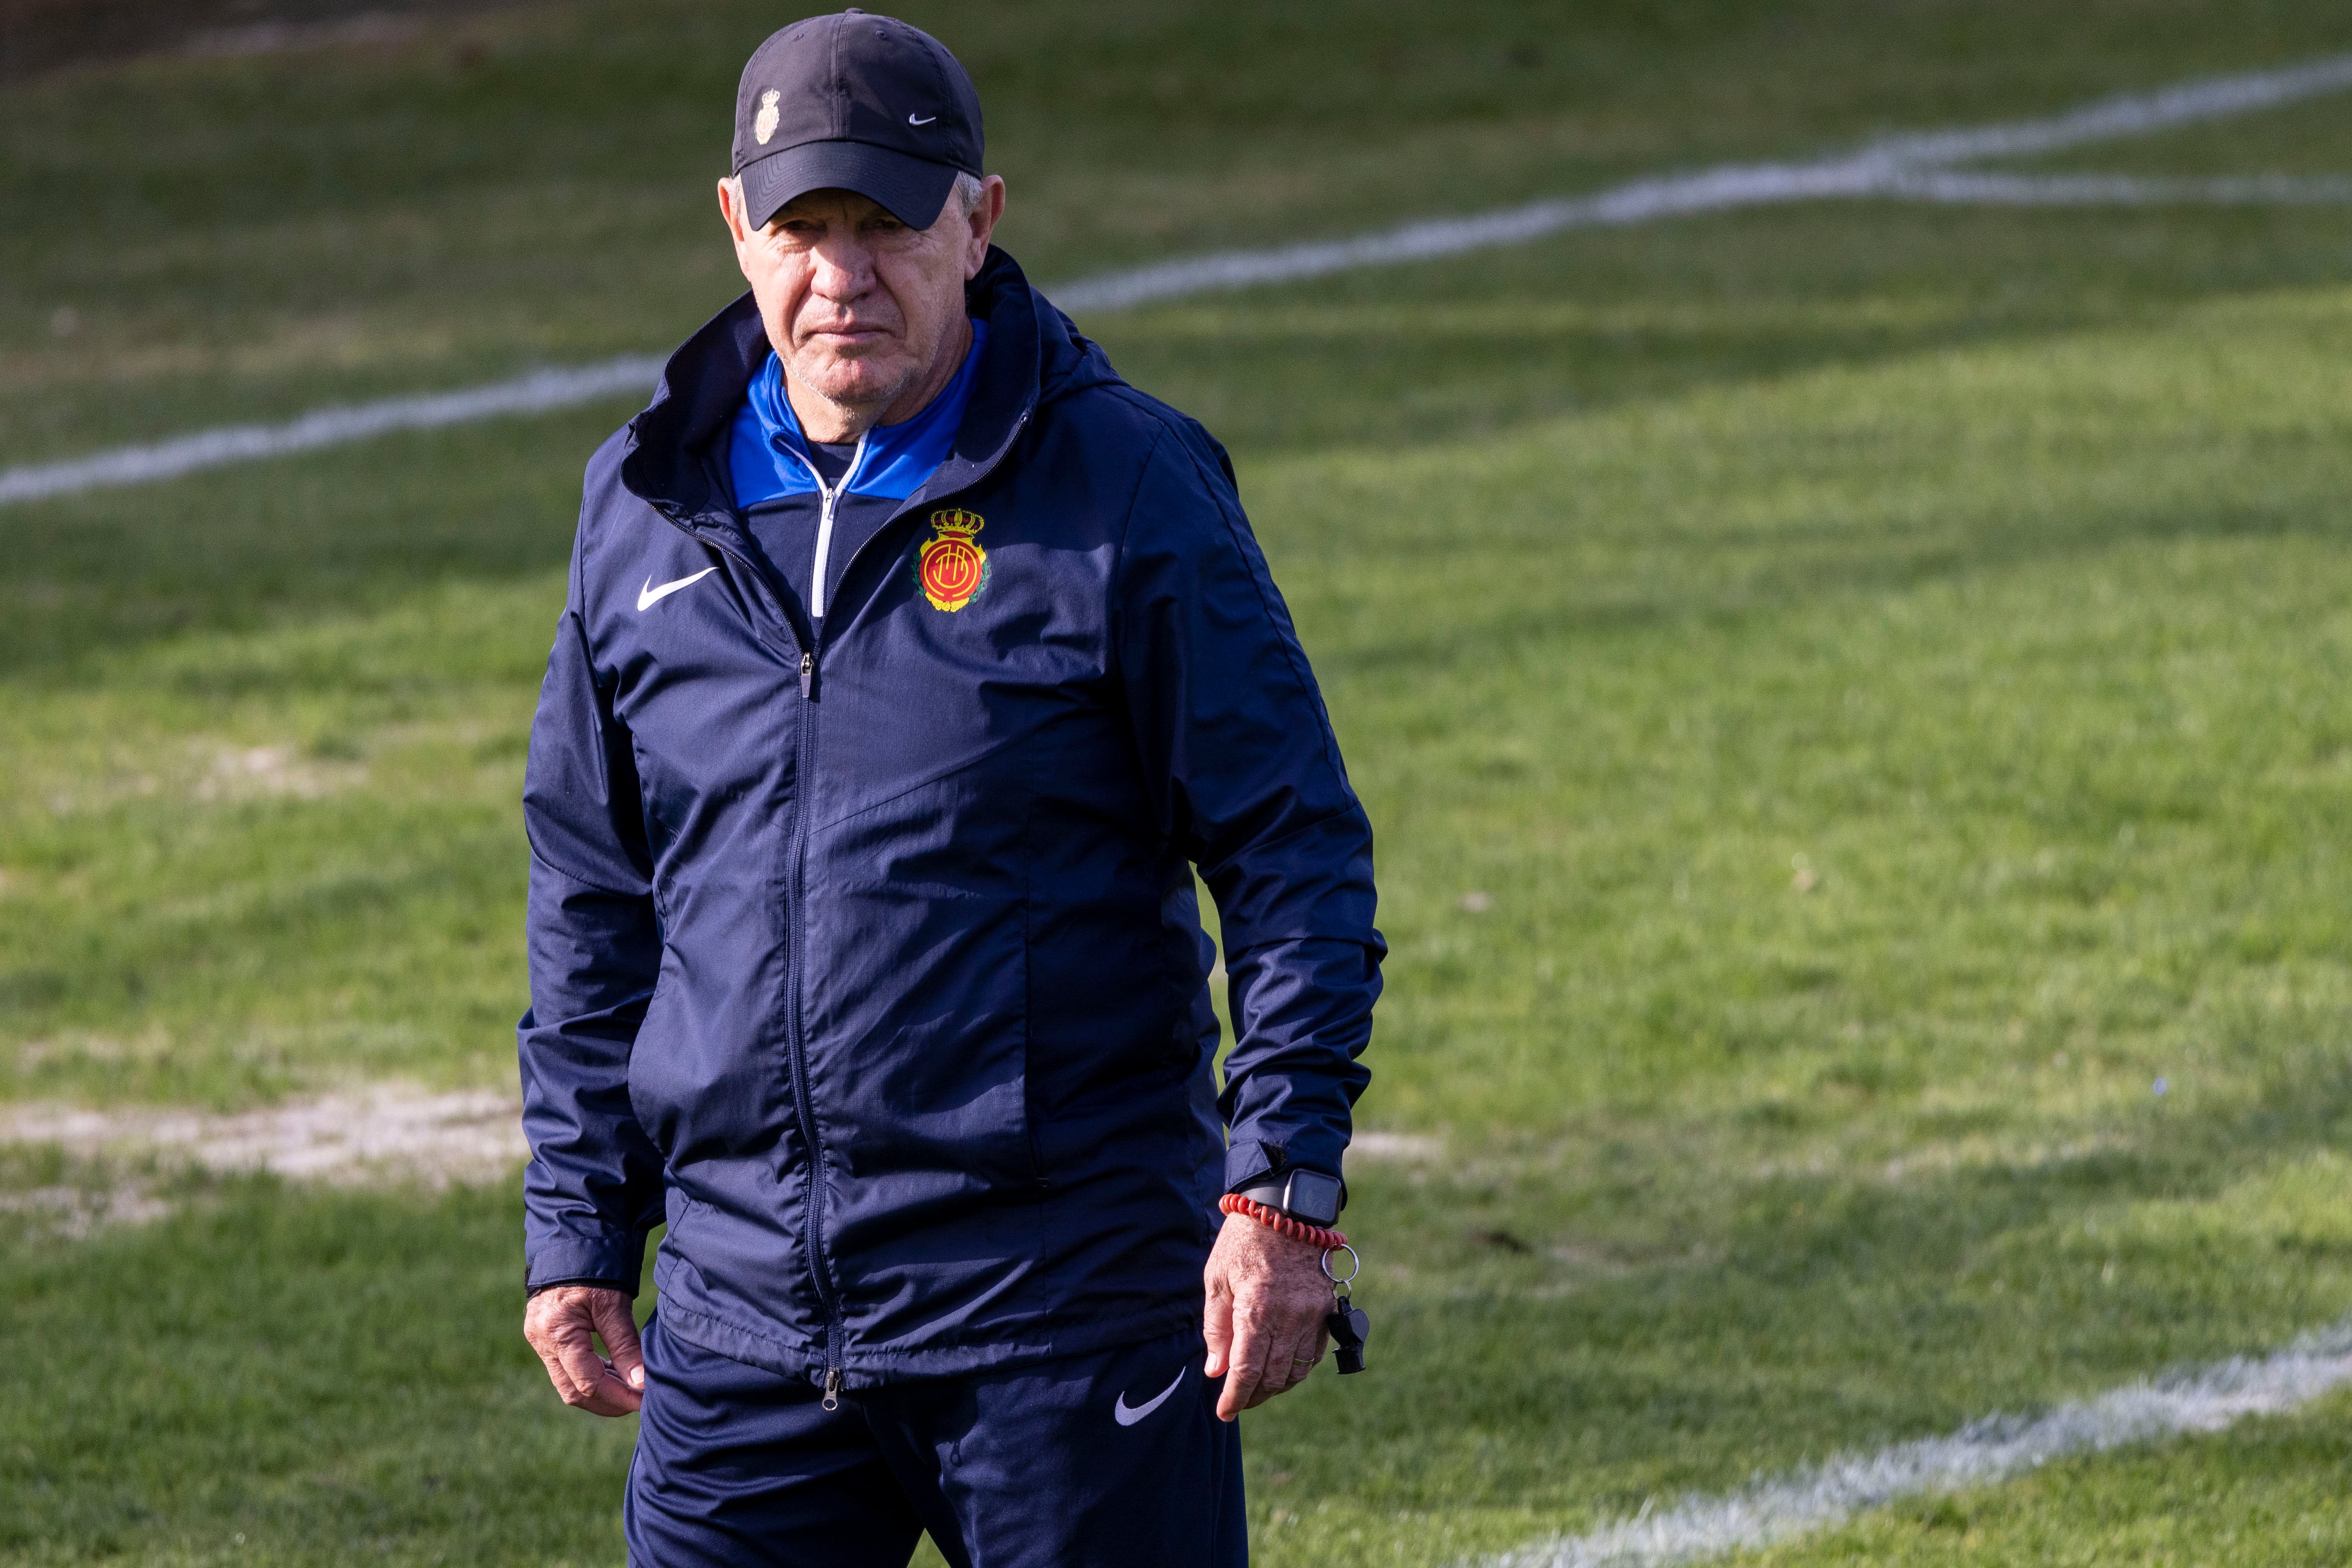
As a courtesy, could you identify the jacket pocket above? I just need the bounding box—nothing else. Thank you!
[803,883,1037,1198]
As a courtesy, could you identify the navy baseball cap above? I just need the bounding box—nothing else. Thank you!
[731,9,985,231]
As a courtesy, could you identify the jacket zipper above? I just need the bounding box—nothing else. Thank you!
[765,430,857,1398]
[770,430,862,1399]
[666,399,1035,1401]
[769,429,870,623]
[768,407,1032,1400]
[785,618,848,1401]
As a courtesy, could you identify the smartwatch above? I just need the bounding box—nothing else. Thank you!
[1236,1168,1345,1227]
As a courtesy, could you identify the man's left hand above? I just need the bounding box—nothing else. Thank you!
[1203,1210,1334,1420]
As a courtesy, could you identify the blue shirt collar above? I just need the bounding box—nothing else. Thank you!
[728,320,989,509]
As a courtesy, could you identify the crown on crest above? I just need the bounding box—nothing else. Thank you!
[929,508,984,537]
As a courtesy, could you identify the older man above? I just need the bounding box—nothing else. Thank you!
[517,11,1381,1564]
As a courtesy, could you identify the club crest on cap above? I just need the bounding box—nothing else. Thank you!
[916,509,989,612]
[755,89,781,146]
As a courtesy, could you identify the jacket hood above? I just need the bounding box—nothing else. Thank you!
[620,246,1121,523]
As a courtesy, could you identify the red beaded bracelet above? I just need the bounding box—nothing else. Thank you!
[1219,1193,1347,1252]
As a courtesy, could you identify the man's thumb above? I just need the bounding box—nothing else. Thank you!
[591,1293,646,1386]
[1202,1289,1233,1377]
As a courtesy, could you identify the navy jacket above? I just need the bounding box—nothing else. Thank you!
[519,248,1382,1387]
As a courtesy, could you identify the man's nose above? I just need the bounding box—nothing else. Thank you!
[808,238,875,303]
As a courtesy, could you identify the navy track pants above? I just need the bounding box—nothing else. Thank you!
[627,1314,1249,1567]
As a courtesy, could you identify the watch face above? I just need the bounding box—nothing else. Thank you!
[1286,1170,1343,1226]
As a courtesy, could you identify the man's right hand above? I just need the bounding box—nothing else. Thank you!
[524,1284,646,1416]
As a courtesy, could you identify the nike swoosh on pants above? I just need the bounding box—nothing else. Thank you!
[1112,1366,1186,1426]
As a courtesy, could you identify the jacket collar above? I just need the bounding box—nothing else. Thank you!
[734,321,990,507]
[620,246,1079,529]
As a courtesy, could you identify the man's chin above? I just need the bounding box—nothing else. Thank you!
[793,358,917,410]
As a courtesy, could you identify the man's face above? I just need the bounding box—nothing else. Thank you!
[722,181,1001,421]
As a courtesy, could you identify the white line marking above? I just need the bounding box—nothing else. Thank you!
[1482,1320,2352,1568]
[0,355,664,507]
[1875,169,2352,206]
[1051,52,2352,312]
[7,52,2352,506]
[1853,52,2352,170]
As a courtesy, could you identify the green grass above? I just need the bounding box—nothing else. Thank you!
[11,0,2352,1563]
[8,0,2352,462]
[1748,1399,2352,1565]
[16,1107,2352,1565]
[1,1166,638,1567]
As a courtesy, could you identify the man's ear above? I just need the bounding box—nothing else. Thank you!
[718,177,748,244]
[965,176,1007,277]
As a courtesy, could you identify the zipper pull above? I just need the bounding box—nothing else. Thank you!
[822,1367,842,1412]
[800,650,816,698]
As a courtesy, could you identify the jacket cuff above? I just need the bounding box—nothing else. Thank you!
[524,1231,647,1296]
[1226,1126,1357,1191]
[1224,1138,1281,1192]
[527,1276,639,1299]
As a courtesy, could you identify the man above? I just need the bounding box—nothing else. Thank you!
[517,12,1381,1564]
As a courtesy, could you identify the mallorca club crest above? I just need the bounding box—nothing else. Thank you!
[916,509,990,612]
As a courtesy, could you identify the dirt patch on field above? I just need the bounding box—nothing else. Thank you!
[0,1182,173,1239]
[1350,1130,1444,1162]
[0,0,536,83]
[0,1084,526,1184]
[0,1084,1439,1243]
[1,1088,1438,1188]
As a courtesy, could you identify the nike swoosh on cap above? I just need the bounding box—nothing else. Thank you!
[907,112,936,125]
[1112,1366,1186,1426]
[637,566,718,612]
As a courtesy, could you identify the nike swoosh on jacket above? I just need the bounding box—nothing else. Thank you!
[637,566,717,611]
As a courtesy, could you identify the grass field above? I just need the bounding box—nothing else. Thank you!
[11,2,2352,1563]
